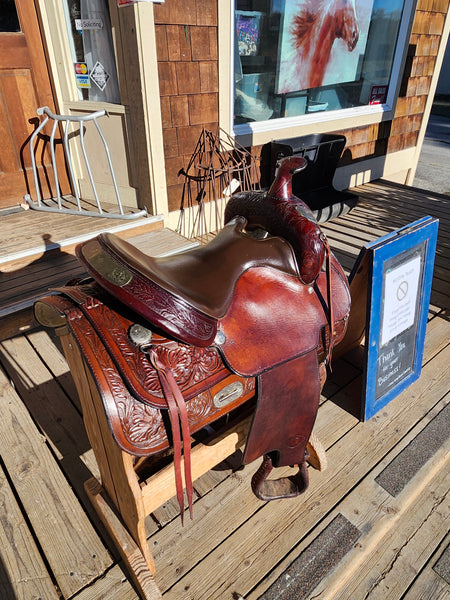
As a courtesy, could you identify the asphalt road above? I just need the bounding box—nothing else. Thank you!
[413,114,450,195]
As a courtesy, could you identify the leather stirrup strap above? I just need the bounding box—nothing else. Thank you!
[149,350,193,523]
[251,454,309,501]
[251,236,335,502]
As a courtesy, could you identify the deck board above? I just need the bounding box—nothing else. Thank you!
[0,465,61,600]
[322,180,450,311]
[0,179,448,600]
[403,533,450,600]
[162,323,449,600]
[0,228,199,319]
[0,365,112,598]
[303,396,449,600]
[333,464,448,600]
[0,205,161,264]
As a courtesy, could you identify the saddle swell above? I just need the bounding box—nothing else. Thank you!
[224,155,325,285]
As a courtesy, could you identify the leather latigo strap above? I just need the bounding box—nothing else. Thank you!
[149,349,193,521]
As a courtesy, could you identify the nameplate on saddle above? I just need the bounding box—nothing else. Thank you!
[82,239,133,287]
[213,381,244,408]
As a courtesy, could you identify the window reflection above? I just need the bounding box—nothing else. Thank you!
[63,0,120,103]
[234,0,406,124]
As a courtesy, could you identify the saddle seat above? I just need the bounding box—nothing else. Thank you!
[76,216,300,348]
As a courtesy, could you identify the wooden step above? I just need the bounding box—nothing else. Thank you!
[0,208,164,271]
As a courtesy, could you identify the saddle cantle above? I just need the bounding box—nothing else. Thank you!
[40,155,351,519]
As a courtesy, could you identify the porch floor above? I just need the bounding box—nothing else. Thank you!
[0,180,448,600]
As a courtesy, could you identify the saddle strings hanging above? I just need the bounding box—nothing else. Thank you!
[148,349,194,523]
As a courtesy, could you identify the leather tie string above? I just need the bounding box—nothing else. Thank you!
[321,235,335,370]
[149,349,193,523]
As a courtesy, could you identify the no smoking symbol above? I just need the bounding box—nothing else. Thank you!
[396,280,408,301]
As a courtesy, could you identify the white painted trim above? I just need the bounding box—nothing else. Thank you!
[37,0,80,108]
[218,1,234,136]
[132,2,169,217]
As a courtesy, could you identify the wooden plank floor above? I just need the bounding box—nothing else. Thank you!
[0,179,448,600]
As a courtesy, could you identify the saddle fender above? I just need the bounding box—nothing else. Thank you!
[223,155,351,500]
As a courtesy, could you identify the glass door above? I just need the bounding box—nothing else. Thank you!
[63,0,120,103]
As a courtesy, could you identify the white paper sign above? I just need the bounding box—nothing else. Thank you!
[75,18,104,30]
[381,255,422,346]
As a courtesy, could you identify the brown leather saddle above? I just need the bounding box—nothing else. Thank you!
[35,156,350,520]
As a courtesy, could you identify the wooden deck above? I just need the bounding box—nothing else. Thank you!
[0,180,448,600]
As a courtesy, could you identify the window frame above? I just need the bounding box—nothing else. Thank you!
[219,0,418,146]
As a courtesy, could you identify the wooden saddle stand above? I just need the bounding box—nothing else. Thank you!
[35,156,351,599]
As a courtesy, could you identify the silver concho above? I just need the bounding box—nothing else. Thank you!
[214,330,226,345]
[129,324,153,347]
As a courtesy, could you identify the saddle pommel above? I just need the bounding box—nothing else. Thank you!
[224,155,325,285]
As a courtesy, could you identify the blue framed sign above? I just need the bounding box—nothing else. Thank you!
[357,216,439,421]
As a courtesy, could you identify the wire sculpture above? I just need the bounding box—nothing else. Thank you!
[176,128,260,240]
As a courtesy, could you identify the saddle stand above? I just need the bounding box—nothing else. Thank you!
[35,156,351,599]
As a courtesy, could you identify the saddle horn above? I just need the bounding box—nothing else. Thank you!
[224,155,326,285]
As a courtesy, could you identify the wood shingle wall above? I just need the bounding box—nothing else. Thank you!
[154,0,219,211]
[154,0,448,210]
[340,0,449,166]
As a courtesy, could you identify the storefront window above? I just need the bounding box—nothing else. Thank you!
[63,0,120,103]
[234,0,408,125]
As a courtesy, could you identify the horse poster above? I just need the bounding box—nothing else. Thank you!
[276,0,375,94]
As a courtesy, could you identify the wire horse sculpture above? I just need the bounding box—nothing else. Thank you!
[176,128,260,240]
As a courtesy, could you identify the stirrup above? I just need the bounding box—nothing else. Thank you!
[251,454,309,501]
